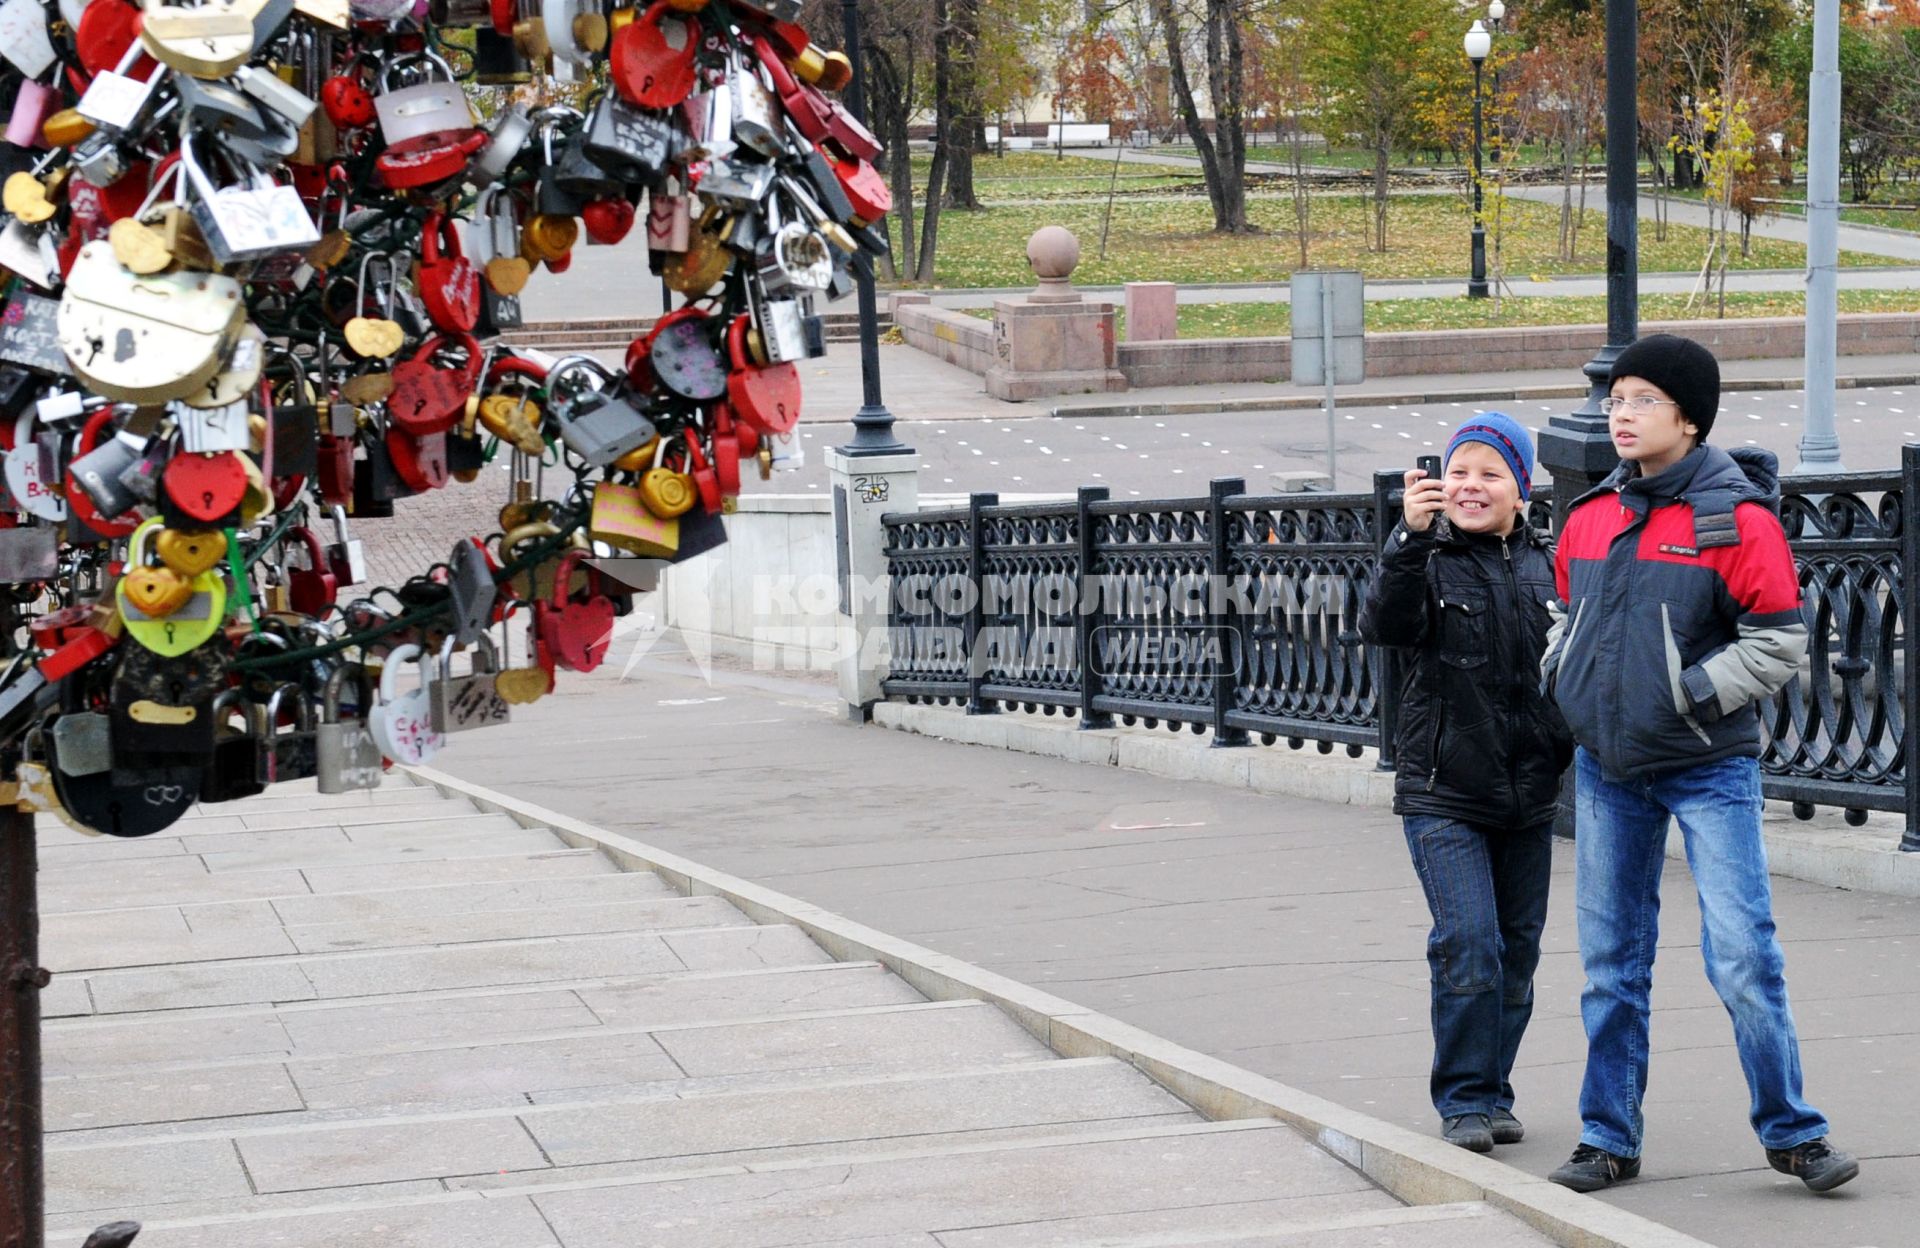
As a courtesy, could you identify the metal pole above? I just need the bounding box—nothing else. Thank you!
[1797,0,1844,473]
[1,811,46,1248]
[1468,58,1489,299]
[1537,0,1635,529]
[837,0,910,459]
[1322,277,1337,486]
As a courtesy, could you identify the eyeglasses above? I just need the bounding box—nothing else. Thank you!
[1600,395,1678,416]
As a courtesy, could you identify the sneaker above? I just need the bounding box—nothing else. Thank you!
[1442,1114,1494,1153]
[1765,1138,1859,1193]
[1491,1107,1525,1145]
[1549,1143,1641,1192]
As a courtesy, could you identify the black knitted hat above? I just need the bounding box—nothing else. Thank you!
[1608,334,1721,440]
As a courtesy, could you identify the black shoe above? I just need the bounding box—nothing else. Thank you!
[1765,1138,1859,1193]
[1442,1114,1494,1153]
[1491,1107,1524,1145]
[1549,1143,1641,1192]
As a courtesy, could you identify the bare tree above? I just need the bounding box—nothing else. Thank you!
[1151,0,1253,233]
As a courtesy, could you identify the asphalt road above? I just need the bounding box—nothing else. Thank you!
[777,385,1919,498]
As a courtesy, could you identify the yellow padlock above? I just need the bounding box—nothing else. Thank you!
[663,221,731,295]
[639,439,696,519]
[521,213,577,263]
[611,432,661,474]
[42,109,96,148]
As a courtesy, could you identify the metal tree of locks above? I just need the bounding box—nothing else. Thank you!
[0,0,885,1240]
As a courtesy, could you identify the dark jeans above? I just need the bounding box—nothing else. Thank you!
[1401,814,1554,1121]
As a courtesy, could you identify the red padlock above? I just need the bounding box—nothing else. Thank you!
[65,406,143,539]
[389,333,479,437]
[316,434,355,506]
[683,428,722,516]
[611,0,700,109]
[418,211,480,332]
[74,0,147,76]
[376,127,487,191]
[285,526,338,616]
[162,451,249,524]
[724,313,801,437]
[536,550,614,674]
[581,197,636,245]
[709,400,741,500]
[546,249,573,273]
[387,426,450,492]
[832,152,891,224]
[321,59,377,129]
[752,35,835,144]
[822,97,882,162]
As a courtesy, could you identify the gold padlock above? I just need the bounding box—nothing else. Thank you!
[3,171,59,226]
[478,392,546,455]
[788,45,827,84]
[572,11,609,51]
[140,0,256,78]
[42,109,96,148]
[521,213,578,263]
[639,439,696,519]
[663,221,731,294]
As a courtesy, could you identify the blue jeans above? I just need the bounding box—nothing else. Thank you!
[1573,748,1828,1156]
[1402,814,1554,1121]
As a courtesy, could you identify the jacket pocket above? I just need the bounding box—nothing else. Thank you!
[1661,602,1714,747]
[1437,594,1488,668]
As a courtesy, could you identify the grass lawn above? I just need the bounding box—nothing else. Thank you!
[907,151,1195,200]
[1660,183,1920,233]
[891,191,1880,288]
[955,287,1920,337]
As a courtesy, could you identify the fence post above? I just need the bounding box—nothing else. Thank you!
[1371,470,1404,771]
[1902,446,1920,852]
[1075,485,1113,729]
[965,492,999,716]
[1208,478,1250,746]
[0,810,45,1248]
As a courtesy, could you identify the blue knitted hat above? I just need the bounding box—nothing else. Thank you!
[1445,412,1535,500]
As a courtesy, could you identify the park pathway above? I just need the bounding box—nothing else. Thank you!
[32,775,1564,1248]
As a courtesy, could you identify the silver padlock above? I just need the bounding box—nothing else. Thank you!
[730,51,782,159]
[759,296,810,364]
[428,636,511,733]
[77,40,168,132]
[67,416,147,519]
[174,397,252,453]
[470,103,531,187]
[326,504,366,585]
[182,137,320,263]
[316,663,382,793]
[257,683,319,784]
[53,710,115,777]
[546,356,657,468]
[753,194,833,297]
[72,132,131,186]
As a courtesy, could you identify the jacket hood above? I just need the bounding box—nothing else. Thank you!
[1576,445,1780,514]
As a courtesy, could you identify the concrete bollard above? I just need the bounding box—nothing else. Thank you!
[1123,282,1177,342]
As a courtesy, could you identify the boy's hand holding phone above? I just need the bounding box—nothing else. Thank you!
[1403,456,1447,533]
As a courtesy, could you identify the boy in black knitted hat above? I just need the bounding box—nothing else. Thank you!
[1541,334,1857,1194]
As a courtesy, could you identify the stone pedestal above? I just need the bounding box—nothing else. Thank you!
[826,447,919,718]
[1124,282,1177,342]
[985,300,1129,401]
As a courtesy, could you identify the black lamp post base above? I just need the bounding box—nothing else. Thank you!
[843,403,912,458]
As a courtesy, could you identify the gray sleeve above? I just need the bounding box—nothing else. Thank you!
[1680,613,1808,722]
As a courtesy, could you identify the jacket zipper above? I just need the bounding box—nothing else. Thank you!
[1426,690,1445,791]
[1502,535,1520,819]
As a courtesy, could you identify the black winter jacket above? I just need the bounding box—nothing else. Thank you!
[1358,517,1573,826]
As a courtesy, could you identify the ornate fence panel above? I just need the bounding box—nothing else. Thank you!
[880,456,1920,846]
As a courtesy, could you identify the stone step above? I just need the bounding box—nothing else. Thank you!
[181,868,680,930]
[44,961,919,1078]
[43,1119,1379,1248]
[946,1201,1553,1248]
[67,922,833,1014]
[35,847,615,918]
[48,998,1050,1132]
[47,1058,1192,1223]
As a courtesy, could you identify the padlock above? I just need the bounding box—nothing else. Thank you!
[545,356,657,467]
[610,0,699,109]
[117,518,228,657]
[532,113,586,217]
[64,404,147,529]
[183,322,266,411]
[314,662,382,792]
[56,241,244,404]
[108,638,224,776]
[447,404,486,479]
[139,0,255,79]
[285,524,338,614]
[730,49,782,159]
[470,103,532,185]
[523,211,579,262]
[155,527,227,577]
[583,92,675,186]
[428,635,511,733]
[639,436,696,518]
[376,124,488,190]
[0,524,60,584]
[758,293,811,363]
[699,157,778,212]
[369,642,444,765]
[387,425,450,492]
[201,689,267,803]
[645,190,690,252]
[472,26,534,86]
[181,137,320,264]
[161,450,249,527]
[325,504,366,586]
[77,39,168,133]
[257,683,318,783]
[591,477,678,557]
[235,64,318,129]
[725,312,801,436]
[351,412,404,516]
[320,59,376,129]
[536,550,614,673]
[418,211,481,333]
[52,705,116,778]
[374,51,474,144]
[268,349,320,479]
[316,430,355,505]
[646,308,728,402]
[5,80,61,148]
[582,197,636,245]
[345,252,407,359]
[753,193,834,297]
[175,397,253,453]
[390,332,480,436]
[552,124,624,201]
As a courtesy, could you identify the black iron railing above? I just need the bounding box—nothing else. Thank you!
[881,451,1920,850]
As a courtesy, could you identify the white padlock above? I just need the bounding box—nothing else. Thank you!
[369,643,445,765]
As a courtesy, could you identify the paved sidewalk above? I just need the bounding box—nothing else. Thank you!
[429,652,1915,1248]
[34,775,1570,1248]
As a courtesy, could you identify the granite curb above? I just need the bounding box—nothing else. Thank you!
[402,764,1718,1248]
[1049,372,1920,419]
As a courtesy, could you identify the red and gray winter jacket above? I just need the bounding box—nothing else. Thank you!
[1542,445,1806,782]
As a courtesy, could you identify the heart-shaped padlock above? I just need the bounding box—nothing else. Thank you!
[155,527,228,577]
[6,414,68,523]
[537,551,614,673]
[610,1,699,108]
[833,153,892,225]
[581,197,636,245]
[117,518,229,657]
[387,426,450,492]
[418,211,481,332]
[725,313,801,436]
[369,643,445,765]
[163,451,250,523]
[123,565,195,617]
[321,71,376,129]
[390,333,479,436]
[646,309,727,402]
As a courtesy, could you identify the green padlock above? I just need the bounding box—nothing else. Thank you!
[117,518,230,658]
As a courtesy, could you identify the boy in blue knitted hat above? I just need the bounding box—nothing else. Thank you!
[1359,411,1572,1153]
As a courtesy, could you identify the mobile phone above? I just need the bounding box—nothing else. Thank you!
[1415,455,1442,481]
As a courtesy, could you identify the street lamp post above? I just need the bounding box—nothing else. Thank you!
[1464,20,1491,299]
[1537,0,1637,530]
[1487,1,1505,166]
[838,0,909,458]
